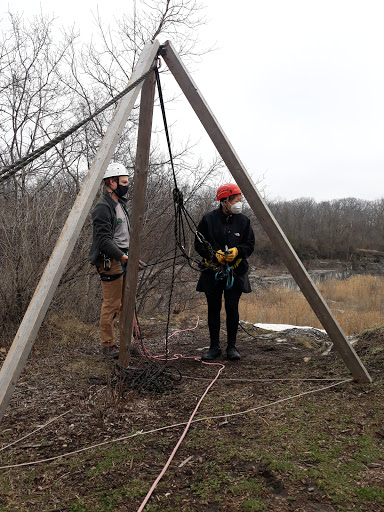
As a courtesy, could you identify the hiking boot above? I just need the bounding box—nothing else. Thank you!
[201,345,222,361]
[227,346,241,360]
[102,345,119,359]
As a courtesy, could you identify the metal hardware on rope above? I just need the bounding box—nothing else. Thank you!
[172,187,183,206]
[0,65,157,184]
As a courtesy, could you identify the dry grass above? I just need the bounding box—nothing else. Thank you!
[239,275,384,335]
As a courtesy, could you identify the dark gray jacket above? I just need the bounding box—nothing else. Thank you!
[88,191,130,265]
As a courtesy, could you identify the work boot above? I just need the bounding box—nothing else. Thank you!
[227,345,241,360]
[102,345,120,359]
[201,345,222,361]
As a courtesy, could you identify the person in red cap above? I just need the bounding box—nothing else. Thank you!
[194,183,255,361]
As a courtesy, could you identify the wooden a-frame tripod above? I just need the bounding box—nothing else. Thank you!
[0,40,371,422]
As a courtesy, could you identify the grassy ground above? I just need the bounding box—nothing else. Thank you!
[0,309,383,511]
[239,275,384,335]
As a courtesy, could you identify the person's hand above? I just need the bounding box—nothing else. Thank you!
[225,247,238,262]
[120,254,129,265]
[216,250,226,265]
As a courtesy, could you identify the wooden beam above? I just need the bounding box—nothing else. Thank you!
[0,41,160,422]
[119,71,156,368]
[161,40,372,383]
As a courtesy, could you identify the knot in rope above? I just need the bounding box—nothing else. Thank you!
[173,187,184,207]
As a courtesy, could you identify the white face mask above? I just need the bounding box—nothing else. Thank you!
[228,201,243,214]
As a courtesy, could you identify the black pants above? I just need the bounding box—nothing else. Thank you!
[205,286,242,347]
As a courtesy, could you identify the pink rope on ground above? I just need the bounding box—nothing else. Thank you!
[135,316,202,361]
[136,361,225,512]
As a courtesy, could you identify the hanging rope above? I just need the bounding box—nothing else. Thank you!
[154,66,216,269]
[0,64,157,184]
[154,64,231,362]
[155,66,180,364]
[114,64,235,388]
[155,65,216,365]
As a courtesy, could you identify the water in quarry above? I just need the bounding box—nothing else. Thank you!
[248,265,353,290]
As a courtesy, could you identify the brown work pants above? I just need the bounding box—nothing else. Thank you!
[99,259,126,347]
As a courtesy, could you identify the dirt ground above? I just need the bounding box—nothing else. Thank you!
[0,315,383,512]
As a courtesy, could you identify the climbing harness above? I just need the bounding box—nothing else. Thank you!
[215,263,234,290]
[98,272,124,282]
[213,246,234,289]
[97,255,123,282]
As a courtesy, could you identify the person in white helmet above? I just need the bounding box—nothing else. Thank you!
[88,162,131,358]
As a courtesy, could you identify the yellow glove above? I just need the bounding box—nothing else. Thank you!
[216,249,226,265]
[225,247,238,262]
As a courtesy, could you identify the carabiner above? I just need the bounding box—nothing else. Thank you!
[103,257,111,271]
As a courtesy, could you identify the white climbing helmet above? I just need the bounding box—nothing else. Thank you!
[103,162,128,179]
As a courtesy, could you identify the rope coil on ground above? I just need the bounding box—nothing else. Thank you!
[112,363,182,395]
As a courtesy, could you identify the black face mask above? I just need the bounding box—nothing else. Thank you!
[115,182,129,198]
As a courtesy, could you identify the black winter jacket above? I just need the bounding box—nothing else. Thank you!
[88,191,130,265]
[194,207,255,293]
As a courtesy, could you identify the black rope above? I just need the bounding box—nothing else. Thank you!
[112,363,182,395]
[238,321,261,340]
[112,63,231,394]
[155,66,216,271]
[0,64,157,184]
[112,65,223,391]
[155,67,178,189]
[155,66,217,365]
[111,306,182,395]
[165,240,178,363]
[155,66,182,363]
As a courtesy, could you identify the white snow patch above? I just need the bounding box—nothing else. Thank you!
[253,323,326,333]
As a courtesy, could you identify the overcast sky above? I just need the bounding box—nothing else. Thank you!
[3,1,384,201]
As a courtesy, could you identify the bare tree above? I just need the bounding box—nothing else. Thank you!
[0,13,85,194]
[0,2,224,341]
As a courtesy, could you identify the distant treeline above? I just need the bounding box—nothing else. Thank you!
[246,197,384,264]
[1,172,383,339]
